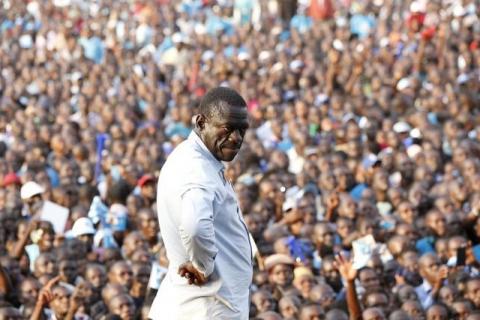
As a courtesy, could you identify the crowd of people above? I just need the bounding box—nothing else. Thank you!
[0,0,479,319]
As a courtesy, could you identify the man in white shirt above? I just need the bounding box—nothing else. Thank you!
[149,87,252,320]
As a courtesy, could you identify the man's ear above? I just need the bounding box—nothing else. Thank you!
[195,114,206,130]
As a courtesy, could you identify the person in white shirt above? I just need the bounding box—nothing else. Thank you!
[149,87,252,320]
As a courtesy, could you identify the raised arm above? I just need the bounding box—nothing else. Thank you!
[335,253,362,320]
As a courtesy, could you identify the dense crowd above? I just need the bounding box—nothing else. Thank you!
[0,0,480,319]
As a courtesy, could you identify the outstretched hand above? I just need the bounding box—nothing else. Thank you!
[334,252,357,282]
[37,275,61,306]
[178,262,207,286]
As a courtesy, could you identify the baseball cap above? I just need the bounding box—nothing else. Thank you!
[3,172,21,187]
[71,217,96,237]
[138,174,155,187]
[20,181,45,200]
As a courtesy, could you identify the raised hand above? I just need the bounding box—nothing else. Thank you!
[178,262,207,286]
[69,281,86,313]
[326,192,340,210]
[433,265,448,288]
[334,252,357,282]
[37,275,61,307]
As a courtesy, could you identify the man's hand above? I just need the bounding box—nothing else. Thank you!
[178,262,207,286]
[280,208,303,225]
[433,265,448,289]
[69,281,86,313]
[37,275,61,307]
[326,192,340,211]
[334,253,357,283]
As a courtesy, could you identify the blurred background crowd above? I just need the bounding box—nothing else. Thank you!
[0,0,480,319]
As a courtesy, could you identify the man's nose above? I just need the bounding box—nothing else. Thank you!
[230,129,242,144]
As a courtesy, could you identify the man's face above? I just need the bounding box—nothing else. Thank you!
[397,202,416,225]
[51,286,71,317]
[451,301,472,320]
[20,279,40,305]
[419,255,440,284]
[252,291,274,313]
[109,294,136,320]
[314,224,335,249]
[366,293,389,315]
[199,106,249,162]
[86,266,106,288]
[362,308,385,320]
[109,262,133,289]
[426,305,448,320]
[299,305,324,320]
[140,182,156,202]
[138,210,159,241]
[466,279,480,308]
[336,218,353,240]
[359,269,381,291]
[402,300,424,319]
[35,254,56,277]
[59,260,78,284]
[269,264,293,288]
[0,307,22,320]
[321,260,341,291]
[132,265,151,292]
[426,211,446,237]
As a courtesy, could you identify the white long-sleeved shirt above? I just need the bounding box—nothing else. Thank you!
[149,131,252,320]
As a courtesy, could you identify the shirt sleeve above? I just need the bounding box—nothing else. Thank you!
[179,187,218,278]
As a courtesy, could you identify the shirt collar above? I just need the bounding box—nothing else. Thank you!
[188,131,224,173]
[421,279,433,292]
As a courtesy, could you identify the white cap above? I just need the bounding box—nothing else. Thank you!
[457,73,470,84]
[20,181,45,200]
[410,1,425,13]
[393,121,412,133]
[289,59,304,70]
[258,50,271,62]
[201,50,215,62]
[237,52,250,61]
[71,217,95,237]
[396,78,411,91]
[407,144,423,159]
[172,32,189,44]
[333,39,344,51]
[271,62,284,73]
[410,128,422,138]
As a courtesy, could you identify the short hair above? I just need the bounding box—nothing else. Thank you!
[107,179,132,205]
[326,309,348,320]
[198,87,247,119]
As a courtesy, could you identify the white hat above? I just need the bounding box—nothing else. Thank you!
[20,181,45,200]
[333,39,344,51]
[202,50,215,62]
[410,1,426,13]
[71,217,96,237]
[407,144,423,159]
[237,52,250,61]
[172,32,189,44]
[396,78,411,91]
[393,121,412,133]
[258,50,271,62]
[289,59,304,70]
[410,128,422,139]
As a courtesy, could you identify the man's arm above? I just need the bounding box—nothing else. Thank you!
[335,254,362,320]
[178,187,218,283]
